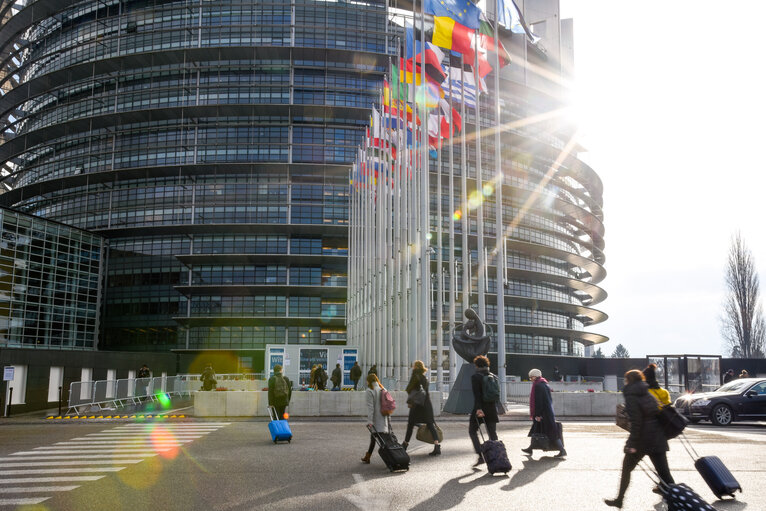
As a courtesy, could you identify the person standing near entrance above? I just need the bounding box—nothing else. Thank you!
[136,364,151,398]
[468,355,500,466]
[331,363,343,390]
[200,363,217,391]
[315,364,328,391]
[268,365,292,420]
[350,361,362,390]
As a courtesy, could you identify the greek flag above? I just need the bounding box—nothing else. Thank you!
[445,67,477,108]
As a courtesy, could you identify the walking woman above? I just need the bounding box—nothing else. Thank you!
[469,355,499,466]
[522,368,566,457]
[643,363,670,408]
[605,370,675,508]
[361,373,386,464]
[402,360,441,456]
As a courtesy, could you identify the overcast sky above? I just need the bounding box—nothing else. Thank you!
[558,0,766,358]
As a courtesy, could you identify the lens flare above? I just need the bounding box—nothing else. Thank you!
[425,232,433,240]
[283,412,290,419]
[482,183,494,196]
[453,209,462,221]
[468,191,483,209]
[156,391,171,409]
[119,452,163,489]
[151,425,180,459]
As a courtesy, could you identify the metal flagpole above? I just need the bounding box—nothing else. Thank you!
[493,0,507,403]
[436,99,444,392]
[419,0,430,367]
[473,27,486,325]
[459,56,470,361]
[446,68,457,388]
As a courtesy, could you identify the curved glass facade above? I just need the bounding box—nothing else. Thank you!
[0,0,606,363]
[0,0,388,356]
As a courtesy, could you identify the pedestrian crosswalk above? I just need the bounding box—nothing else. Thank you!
[0,422,230,507]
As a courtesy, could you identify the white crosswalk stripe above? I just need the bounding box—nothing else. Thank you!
[0,422,229,508]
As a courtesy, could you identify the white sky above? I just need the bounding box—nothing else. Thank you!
[558,0,766,357]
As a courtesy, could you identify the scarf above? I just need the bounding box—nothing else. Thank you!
[529,377,549,419]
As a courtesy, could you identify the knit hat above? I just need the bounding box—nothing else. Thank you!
[528,368,542,379]
[643,364,657,384]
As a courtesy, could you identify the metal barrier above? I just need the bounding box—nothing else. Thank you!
[66,375,192,415]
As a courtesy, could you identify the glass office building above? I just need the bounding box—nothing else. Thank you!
[0,207,104,349]
[0,0,606,367]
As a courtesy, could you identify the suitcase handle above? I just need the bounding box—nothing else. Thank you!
[268,406,286,422]
[474,414,488,444]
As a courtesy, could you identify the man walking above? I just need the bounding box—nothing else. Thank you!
[331,363,343,390]
[268,365,292,419]
[350,361,362,390]
[136,364,151,399]
[469,355,500,466]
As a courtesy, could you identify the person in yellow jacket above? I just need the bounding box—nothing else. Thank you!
[643,363,670,408]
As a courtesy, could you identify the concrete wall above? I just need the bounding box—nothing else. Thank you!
[551,392,623,417]
[193,390,442,418]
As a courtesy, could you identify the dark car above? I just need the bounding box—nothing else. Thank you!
[674,378,766,426]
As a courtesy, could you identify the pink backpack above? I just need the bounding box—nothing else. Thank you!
[380,386,396,416]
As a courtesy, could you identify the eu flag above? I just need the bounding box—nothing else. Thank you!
[424,0,481,30]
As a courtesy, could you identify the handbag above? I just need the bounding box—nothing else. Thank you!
[407,385,426,407]
[529,421,550,450]
[616,403,630,431]
[416,423,444,444]
[657,404,687,439]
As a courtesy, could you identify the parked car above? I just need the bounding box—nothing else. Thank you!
[674,378,766,426]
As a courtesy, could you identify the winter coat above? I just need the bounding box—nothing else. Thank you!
[623,381,668,455]
[350,364,362,382]
[405,370,434,425]
[331,367,342,385]
[315,369,328,390]
[267,373,292,407]
[366,385,388,433]
[471,368,499,424]
[527,378,560,442]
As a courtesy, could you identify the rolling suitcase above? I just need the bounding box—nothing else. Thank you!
[476,417,511,475]
[681,434,741,499]
[639,461,717,511]
[367,417,409,472]
[694,456,741,499]
[268,406,292,444]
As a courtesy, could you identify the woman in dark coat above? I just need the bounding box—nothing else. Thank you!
[469,355,499,466]
[605,370,675,508]
[402,360,441,456]
[522,368,566,457]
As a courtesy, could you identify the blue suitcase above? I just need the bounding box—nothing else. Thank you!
[268,406,292,444]
[695,455,741,499]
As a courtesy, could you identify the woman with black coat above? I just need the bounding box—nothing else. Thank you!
[522,368,566,457]
[605,370,675,508]
[469,355,499,466]
[402,360,441,456]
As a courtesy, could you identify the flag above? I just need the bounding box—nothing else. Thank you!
[424,0,481,30]
[478,13,512,68]
[432,17,492,79]
[445,67,477,108]
[497,0,540,44]
[403,31,448,86]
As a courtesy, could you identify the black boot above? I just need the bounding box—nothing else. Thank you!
[429,443,441,456]
[604,498,623,509]
[401,441,408,452]
[473,455,485,467]
[521,446,533,454]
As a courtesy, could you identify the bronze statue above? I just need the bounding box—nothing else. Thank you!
[451,308,491,362]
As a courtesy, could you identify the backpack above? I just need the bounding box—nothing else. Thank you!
[482,373,501,403]
[272,375,289,400]
[380,386,396,416]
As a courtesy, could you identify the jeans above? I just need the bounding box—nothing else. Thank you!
[469,415,498,454]
[616,451,674,500]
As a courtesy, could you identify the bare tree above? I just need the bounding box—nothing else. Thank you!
[721,232,766,358]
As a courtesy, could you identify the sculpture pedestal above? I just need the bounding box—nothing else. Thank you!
[442,363,477,414]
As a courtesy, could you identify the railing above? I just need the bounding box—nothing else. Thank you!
[66,375,196,415]
[506,379,605,400]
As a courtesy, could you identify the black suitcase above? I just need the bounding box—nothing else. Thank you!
[681,434,741,499]
[695,456,742,499]
[476,418,511,475]
[367,418,409,472]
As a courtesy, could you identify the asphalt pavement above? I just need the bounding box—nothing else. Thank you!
[0,417,764,511]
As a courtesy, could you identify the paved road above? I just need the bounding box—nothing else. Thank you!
[0,418,763,510]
